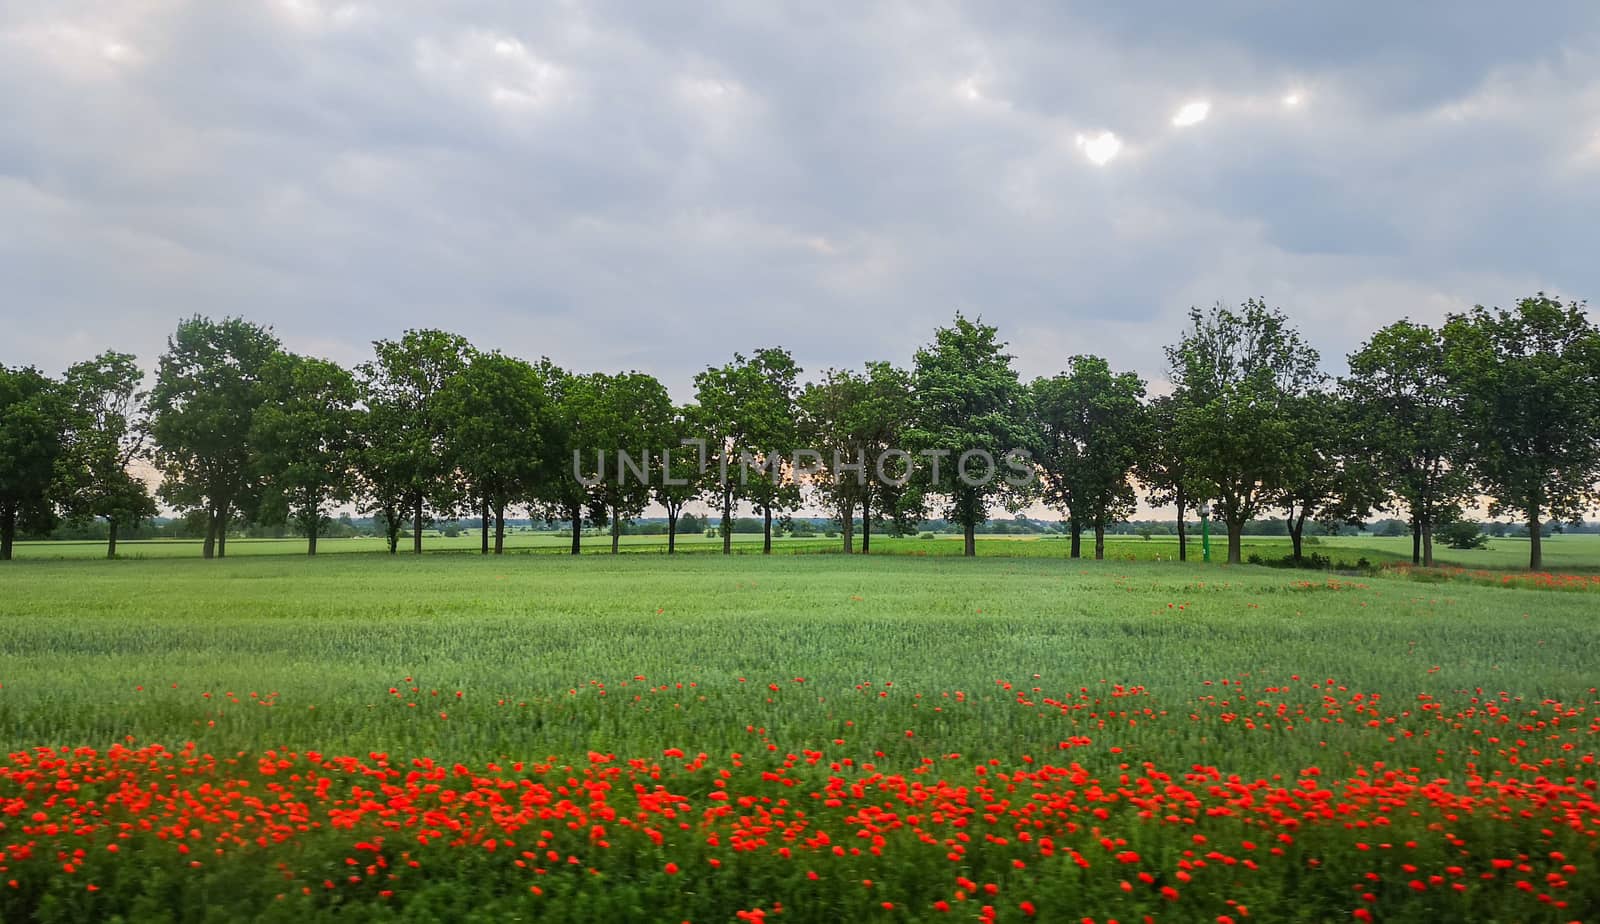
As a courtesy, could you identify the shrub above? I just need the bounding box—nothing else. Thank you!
[1439,520,1488,550]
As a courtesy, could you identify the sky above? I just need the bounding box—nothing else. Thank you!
[4,3,1600,527]
[4,0,1599,400]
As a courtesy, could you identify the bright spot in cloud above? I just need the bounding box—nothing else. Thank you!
[1283,92,1303,107]
[1171,100,1210,127]
[415,30,569,111]
[1075,131,1122,166]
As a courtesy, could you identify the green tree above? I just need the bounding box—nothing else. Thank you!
[856,362,913,552]
[353,403,405,555]
[1164,300,1323,564]
[1442,294,1600,570]
[1273,392,1378,563]
[694,349,803,555]
[1031,355,1147,560]
[251,353,358,555]
[0,366,70,560]
[1138,395,1200,561]
[530,361,592,555]
[356,330,472,554]
[799,368,872,553]
[907,314,1034,557]
[1341,320,1474,567]
[567,371,673,553]
[148,316,283,559]
[441,351,555,555]
[61,352,156,559]
[655,405,704,554]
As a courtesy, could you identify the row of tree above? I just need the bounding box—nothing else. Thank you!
[3,294,1597,569]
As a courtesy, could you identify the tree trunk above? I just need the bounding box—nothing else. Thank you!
[1420,510,1434,568]
[1289,514,1304,563]
[481,502,490,555]
[721,488,732,555]
[412,498,424,555]
[215,500,229,558]
[0,506,15,561]
[202,503,218,559]
[611,505,621,554]
[861,494,872,554]
[1411,517,1421,565]
[1175,490,1187,562]
[303,494,319,556]
[963,520,976,557]
[1069,521,1081,559]
[385,507,401,554]
[494,503,506,555]
[667,509,678,554]
[1227,519,1244,565]
[762,506,772,554]
[1094,522,1105,560]
[1528,510,1543,571]
[106,517,119,559]
[569,503,581,555]
[841,498,855,553]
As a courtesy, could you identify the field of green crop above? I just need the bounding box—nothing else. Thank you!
[14,530,1600,572]
[1,552,1596,921]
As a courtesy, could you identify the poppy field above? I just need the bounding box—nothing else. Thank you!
[0,554,1596,921]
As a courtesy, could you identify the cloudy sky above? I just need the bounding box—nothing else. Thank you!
[4,1,1599,402]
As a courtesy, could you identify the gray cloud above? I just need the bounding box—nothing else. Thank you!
[2,0,1597,404]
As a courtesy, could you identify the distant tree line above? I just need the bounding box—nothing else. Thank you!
[3,294,1598,569]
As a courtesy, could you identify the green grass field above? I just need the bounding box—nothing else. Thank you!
[0,553,1596,921]
[14,530,1600,572]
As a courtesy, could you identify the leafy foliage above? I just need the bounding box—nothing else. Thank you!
[251,353,359,554]
[907,314,1033,556]
[356,330,472,554]
[440,350,556,553]
[0,365,70,560]
[1442,294,1600,569]
[148,316,283,558]
[1164,300,1323,563]
[694,348,803,554]
[59,352,156,558]
[1031,355,1147,559]
[1342,320,1473,566]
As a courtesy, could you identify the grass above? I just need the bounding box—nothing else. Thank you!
[15,530,1600,572]
[0,553,1595,921]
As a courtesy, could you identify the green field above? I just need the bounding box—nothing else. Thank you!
[13,530,1600,572]
[0,553,1596,921]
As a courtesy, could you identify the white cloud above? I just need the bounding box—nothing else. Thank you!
[2,20,143,77]
[271,0,370,32]
[414,30,571,112]
[1172,100,1211,126]
[0,0,1596,435]
[1076,131,1123,165]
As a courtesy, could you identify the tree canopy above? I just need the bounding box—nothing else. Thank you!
[908,314,1033,557]
[1442,294,1600,570]
[1164,300,1324,564]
